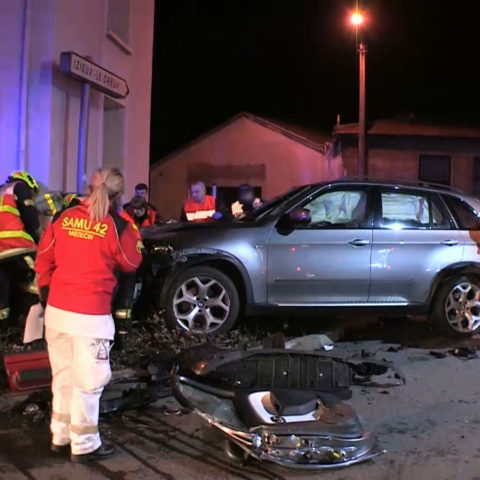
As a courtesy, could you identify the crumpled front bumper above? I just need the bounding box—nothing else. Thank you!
[196,410,385,470]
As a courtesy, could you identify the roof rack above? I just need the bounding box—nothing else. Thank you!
[337,176,463,193]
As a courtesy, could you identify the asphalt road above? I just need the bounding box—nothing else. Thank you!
[1,317,480,480]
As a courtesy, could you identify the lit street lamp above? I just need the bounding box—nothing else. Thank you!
[350,11,367,177]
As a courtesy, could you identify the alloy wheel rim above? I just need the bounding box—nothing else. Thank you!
[173,276,231,333]
[445,282,480,333]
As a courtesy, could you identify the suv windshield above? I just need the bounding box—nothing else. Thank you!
[236,185,312,222]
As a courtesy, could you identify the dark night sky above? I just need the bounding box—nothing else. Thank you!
[150,0,479,160]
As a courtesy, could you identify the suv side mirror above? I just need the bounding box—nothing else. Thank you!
[288,208,311,226]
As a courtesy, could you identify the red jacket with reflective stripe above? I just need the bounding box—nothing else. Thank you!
[182,195,216,222]
[35,201,142,315]
[0,183,36,252]
[121,206,157,228]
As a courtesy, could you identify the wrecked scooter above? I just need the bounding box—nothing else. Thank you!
[172,343,404,470]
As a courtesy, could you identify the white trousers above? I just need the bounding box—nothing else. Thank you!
[45,327,112,455]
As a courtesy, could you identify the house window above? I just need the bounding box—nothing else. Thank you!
[103,97,125,170]
[418,154,451,185]
[107,0,131,51]
[474,157,480,197]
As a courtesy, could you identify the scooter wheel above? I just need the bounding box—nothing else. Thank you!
[224,440,249,465]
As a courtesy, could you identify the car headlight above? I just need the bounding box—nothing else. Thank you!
[152,244,173,255]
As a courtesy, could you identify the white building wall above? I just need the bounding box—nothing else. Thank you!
[0,0,154,199]
[0,1,27,177]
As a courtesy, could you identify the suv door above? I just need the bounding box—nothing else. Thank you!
[267,186,374,305]
[370,187,465,304]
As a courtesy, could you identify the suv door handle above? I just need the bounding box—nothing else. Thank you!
[441,239,459,247]
[348,238,370,247]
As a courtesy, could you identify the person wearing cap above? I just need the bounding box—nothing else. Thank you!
[231,184,262,218]
[0,171,41,327]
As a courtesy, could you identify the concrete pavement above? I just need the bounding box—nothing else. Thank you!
[1,339,480,479]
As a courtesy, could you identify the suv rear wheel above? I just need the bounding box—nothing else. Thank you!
[431,275,480,337]
[165,266,240,335]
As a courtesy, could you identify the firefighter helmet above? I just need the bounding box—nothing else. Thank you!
[7,171,39,192]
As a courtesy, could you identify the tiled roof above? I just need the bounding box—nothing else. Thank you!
[334,117,480,138]
[154,112,330,165]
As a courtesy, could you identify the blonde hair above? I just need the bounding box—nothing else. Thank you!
[87,167,124,221]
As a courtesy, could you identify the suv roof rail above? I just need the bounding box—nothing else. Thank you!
[337,176,463,193]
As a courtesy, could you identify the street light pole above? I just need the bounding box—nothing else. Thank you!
[358,41,367,177]
[350,11,367,177]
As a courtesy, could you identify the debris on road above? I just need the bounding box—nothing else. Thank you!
[171,339,406,470]
[429,351,447,359]
[284,333,335,351]
[3,350,51,393]
[448,346,478,360]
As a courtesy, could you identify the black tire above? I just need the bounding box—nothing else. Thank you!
[224,440,249,465]
[430,275,480,337]
[165,266,240,335]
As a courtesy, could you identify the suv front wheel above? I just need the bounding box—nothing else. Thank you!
[431,275,480,337]
[165,266,240,335]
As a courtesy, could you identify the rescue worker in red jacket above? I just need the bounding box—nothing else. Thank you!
[123,183,161,224]
[121,196,159,229]
[181,180,216,222]
[113,195,157,344]
[35,167,142,463]
[0,171,41,327]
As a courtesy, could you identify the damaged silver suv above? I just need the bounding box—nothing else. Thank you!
[144,179,480,337]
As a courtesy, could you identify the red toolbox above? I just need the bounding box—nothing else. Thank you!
[3,350,52,393]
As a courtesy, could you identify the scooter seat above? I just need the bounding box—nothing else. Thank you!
[266,390,319,416]
[233,390,363,438]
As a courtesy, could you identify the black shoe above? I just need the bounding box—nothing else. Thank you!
[71,443,117,463]
[51,443,70,454]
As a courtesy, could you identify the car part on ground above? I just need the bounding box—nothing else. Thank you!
[3,350,51,393]
[172,342,404,470]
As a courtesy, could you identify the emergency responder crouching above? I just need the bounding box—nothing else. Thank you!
[0,171,41,328]
[121,196,158,229]
[35,167,142,462]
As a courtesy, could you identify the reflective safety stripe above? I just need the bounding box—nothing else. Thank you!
[25,281,38,295]
[0,307,10,320]
[70,424,99,435]
[44,194,57,215]
[186,209,215,221]
[23,255,35,269]
[0,230,34,242]
[0,247,36,261]
[52,411,71,423]
[114,308,132,319]
[0,205,20,216]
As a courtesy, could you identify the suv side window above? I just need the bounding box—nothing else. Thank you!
[443,195,480,230]
[378,190,450,230]
[300,189,368,228]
